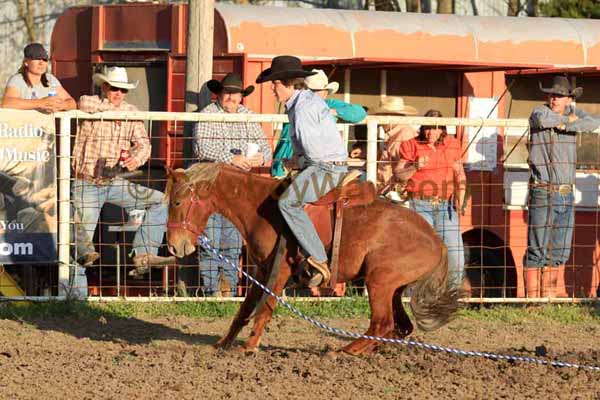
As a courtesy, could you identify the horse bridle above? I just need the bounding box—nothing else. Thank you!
[166,180,207,237]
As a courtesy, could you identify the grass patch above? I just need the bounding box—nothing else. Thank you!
[0,299,599,325]
[459,304,600,325]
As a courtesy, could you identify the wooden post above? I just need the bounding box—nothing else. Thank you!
[183,0,214,166]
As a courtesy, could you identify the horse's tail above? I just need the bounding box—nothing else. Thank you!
[409,245,464,332]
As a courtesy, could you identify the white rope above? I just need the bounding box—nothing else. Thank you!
[198,235,600,372]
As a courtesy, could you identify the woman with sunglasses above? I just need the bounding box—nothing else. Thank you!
[2,43,76,112]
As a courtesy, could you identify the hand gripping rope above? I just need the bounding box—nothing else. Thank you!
[197,235,600,372]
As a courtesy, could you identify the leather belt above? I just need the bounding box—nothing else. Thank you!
[322,161,347,167]
[407,193,449,206]
[532,182,573,195]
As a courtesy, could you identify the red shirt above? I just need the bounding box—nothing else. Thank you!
[399,136,462,198]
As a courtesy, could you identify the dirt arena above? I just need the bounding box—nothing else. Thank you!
[1,305,599,400]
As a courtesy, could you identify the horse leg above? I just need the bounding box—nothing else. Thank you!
[241,264,292,352]
[214,268,266,349]
[341,278,396,355]
[392,286,413,338]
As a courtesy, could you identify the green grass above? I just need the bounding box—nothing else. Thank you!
[0,299,599,325]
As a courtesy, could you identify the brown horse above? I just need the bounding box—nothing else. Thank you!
[165,163,461,354]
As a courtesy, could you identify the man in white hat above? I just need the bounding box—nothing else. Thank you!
[73,66,175,275]
[271,69,366,178]
[371,96,419,196]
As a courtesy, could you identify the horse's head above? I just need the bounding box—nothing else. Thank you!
[165,164,219,257]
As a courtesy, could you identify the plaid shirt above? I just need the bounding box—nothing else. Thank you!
[73,95,151,177]
[193,102,272,164]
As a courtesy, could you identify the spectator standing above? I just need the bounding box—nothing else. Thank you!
[373,96,419,200]
[526,76,600,297]
[191,73,272,297]
[397,109,466,289]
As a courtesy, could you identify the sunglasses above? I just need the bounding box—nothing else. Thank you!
[108,86,128,94]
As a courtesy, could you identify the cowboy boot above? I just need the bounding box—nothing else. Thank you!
[305,256,331,288]
[554,265,569,298]
[129,254,176,277]
[540,267,555,298]
[525,268,541,298]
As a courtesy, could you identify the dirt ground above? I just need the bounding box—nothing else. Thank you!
[1,309,599,400]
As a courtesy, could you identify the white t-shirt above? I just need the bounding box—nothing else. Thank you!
[5,73,61,100]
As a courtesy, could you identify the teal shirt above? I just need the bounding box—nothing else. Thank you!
[271,98,366,177]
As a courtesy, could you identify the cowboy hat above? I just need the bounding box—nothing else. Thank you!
[92,66,139,90]
[256,55,316,84]
[305,69,339,95]
[539,75,582,98]
[370,96,418,116]
[207,73,254,97]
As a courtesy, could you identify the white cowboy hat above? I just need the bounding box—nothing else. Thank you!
[371,96,418,116]
[92,66,139,90]
[305,69,339,95]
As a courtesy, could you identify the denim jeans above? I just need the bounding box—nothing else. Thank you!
[197,213,242,295]
[525,187,574,267]
[278,162,347,263]
[410,199,465,289]
[72,177,168,256]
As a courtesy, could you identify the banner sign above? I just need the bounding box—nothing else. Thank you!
[0,111,57,264]
[466,97,499,171]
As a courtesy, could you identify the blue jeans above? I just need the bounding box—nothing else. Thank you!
[525,187,574,267]
[197,213,242,295]
[72,178,168,256]
[278,163,347,263]
[410,199,465,289]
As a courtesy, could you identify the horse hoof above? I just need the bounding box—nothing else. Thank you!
[239,345,259,354]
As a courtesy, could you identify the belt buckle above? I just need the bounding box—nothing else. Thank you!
[558,185,571,195]
[430,196,440,206]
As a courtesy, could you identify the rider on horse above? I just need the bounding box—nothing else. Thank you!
[256,55,349,287]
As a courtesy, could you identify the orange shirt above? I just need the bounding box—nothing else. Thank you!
[399,136,461,198]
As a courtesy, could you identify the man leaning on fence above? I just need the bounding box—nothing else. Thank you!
[187,73,272,297]
[72,66,175,277]
[525,75,600,298]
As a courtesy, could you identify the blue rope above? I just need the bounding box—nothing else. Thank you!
[198,235,600,372]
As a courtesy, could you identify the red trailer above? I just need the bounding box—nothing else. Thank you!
[51,3,600,297]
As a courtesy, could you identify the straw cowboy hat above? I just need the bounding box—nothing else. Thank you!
[539,75,582,98]
[256,55,316,84]
[207,73,254,97]
[371,96,418,116]
[92,66,139,90]
[305,69,339,94]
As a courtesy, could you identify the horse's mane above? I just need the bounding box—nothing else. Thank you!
[184,162,223,185]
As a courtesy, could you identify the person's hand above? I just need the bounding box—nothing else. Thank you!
[12,177,31,197]
[568,113,579,123]
[248,153,264,167]
[417,155,429,170]
[283,154,301,171]
[350,147,364,159]
[40,96,63,112]
[231,155,252,171]
[122,157,140,171]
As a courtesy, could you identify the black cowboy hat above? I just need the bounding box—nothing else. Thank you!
[207,73,254,97]
[539,75,583,98]
[255,55,317,84]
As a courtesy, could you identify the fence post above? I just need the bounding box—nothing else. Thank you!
[58,116,71,296]
[366,119,378,183]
